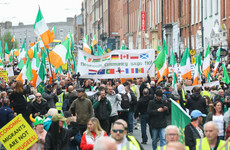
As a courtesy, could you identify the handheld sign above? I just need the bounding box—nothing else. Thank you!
[0,114,38,150]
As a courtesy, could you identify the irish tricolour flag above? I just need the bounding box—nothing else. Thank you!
[203,45,210,77]
[47,38,69,69]
[213,47,221,77]
[154,45,169,84]
[34,7,53,48]
[180,46,191,80]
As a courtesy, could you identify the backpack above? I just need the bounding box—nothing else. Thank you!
[120,93,130,109]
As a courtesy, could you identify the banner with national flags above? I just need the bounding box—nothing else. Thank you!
[77,49,155,79]
[171,99,191,143]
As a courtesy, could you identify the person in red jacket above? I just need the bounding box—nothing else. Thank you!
[80,117,107,150]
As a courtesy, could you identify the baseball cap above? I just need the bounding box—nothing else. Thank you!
[52,114,67,122]
[190,110,206,119]
[76,88,85,92]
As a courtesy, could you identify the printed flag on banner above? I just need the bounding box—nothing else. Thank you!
[88,69,97,75]
[130,55,139,59]
[34,7,53,48]
[171,99,191,143]
[213,47,221,77]
[97,69,105,75]
[140,53,149,59]
[203,45,210,77]
[106,69,115,74]
[120,54,129,59]
[102,56,110,61]
[131,68,144,74]
[180,46,191,80]
[111,54,119,60]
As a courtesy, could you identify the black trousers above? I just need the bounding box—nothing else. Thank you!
[108,115,119,134]
[118,111,129,126]
[78,124,87,135]
[99,119,110,134]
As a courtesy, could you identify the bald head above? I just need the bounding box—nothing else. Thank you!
[68,86,73,92]
[94,137,117,150]
[115,119,128,135]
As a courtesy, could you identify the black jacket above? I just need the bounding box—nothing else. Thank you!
[129,90,137,112]
[147,98,169,128]
[135,95,152,118]
[42,88,58,109]
[28,98,49,117]
[184,123,202,150]
[44,122,79,150]
[186,93,207,115]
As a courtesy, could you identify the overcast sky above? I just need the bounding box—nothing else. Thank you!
[0,0,83,26]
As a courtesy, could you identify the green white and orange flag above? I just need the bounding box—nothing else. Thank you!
[83,35,91,54]
[203,45,210,77]
[92,35,97,47]
[180,46,191,80]
[51,25,56,39]
[47,38,69,69]
[31,44,40,87]
[154,44,169,84]
[18,40,27,69]
[213,47,221,77]
[11,35,15,42]
[34,7,53,48]
[193,59,199,85]
[36,55,46,94]
[16,57,33,83]
[5,43,10,54]
[173,72,178,91]
[222,63,230,84]
[170,50,178,76]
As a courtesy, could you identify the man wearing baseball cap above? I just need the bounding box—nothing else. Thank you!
[184,110,206,150]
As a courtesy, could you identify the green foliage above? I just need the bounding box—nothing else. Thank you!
[0,31,18,51]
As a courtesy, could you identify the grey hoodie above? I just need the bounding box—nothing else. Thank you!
[106,94,121,117]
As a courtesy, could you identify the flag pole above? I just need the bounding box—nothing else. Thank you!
[46,47,54,82]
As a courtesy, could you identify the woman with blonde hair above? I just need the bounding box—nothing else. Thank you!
[80,117,107,150]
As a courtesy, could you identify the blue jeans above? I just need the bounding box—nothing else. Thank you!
[128,111,134,133]
[140,114,148,142]
[151,128,166,150]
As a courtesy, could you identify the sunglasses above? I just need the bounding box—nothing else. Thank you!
[36,96,41,98]
[112,129,124,133]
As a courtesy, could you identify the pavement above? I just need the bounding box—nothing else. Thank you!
[131,123,153,150]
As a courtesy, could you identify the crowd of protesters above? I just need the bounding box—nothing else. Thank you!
[0,67,230,150]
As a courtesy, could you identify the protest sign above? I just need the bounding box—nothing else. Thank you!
[77,49,155,79]
[0,70,8,82]
[6,67,14,77]
[0,114,38,150]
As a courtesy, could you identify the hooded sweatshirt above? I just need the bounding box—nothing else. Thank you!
[186,93,207,115]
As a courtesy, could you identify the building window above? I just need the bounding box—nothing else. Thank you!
[192,0,194,24]
[223,0,226,18]
[210,0,212,17]
[215,0,218,15]
[196,0,198,23]
[204,0,207,18]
